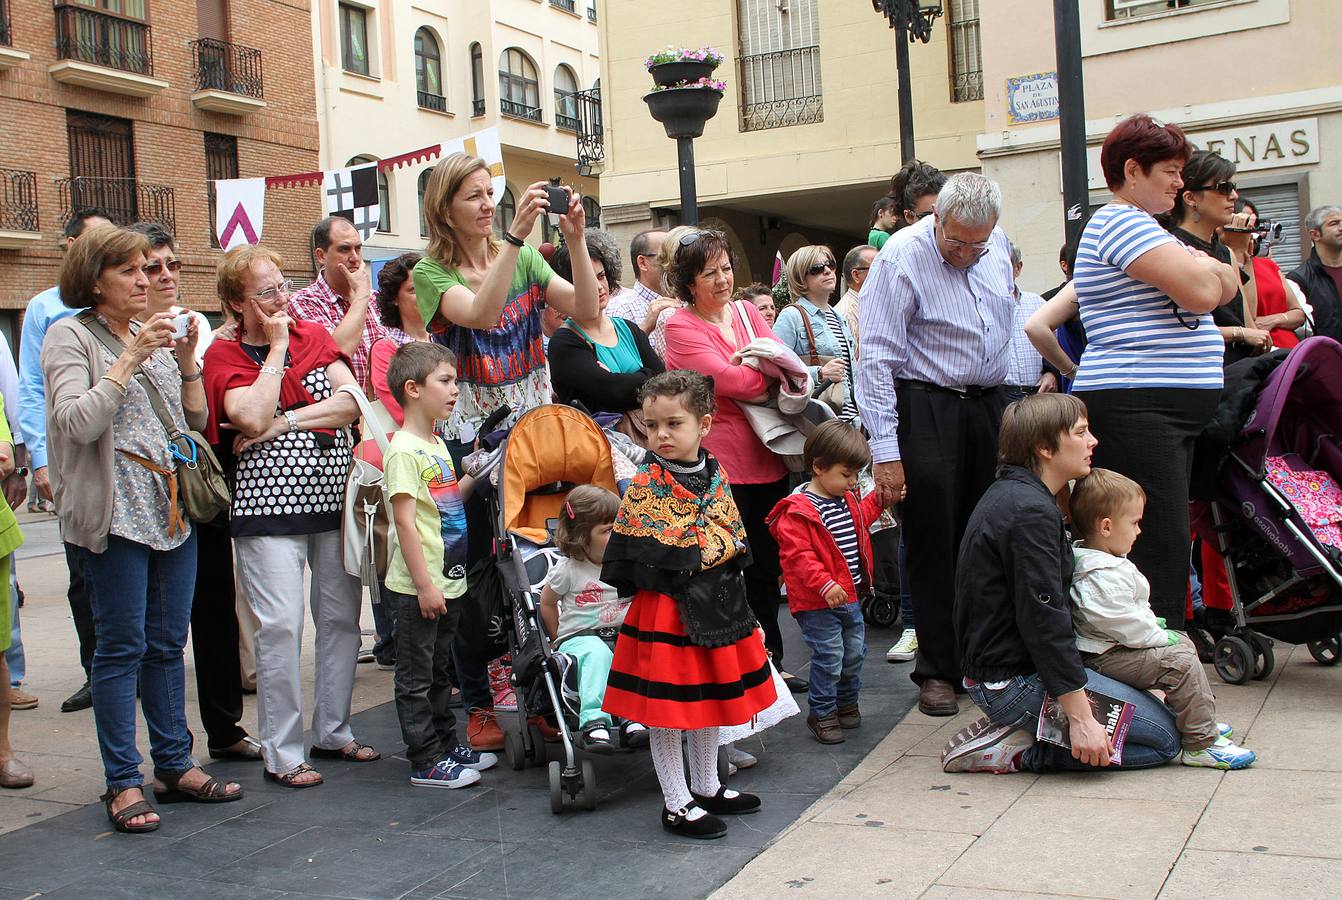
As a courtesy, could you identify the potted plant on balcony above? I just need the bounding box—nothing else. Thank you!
[643,76,726,140]
[644,46,723,89]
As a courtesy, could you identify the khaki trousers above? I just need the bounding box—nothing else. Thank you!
[1084,634,1219,751]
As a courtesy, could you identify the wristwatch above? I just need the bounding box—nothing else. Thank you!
[12,467,28,480]
[284,410,299,434]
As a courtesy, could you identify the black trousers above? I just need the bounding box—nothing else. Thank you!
[730,477,790,669]
[1075,388,1219,628]
[389,589,461,770]
[191,519,247,749]
[897,384,1006,687]
[62,541,96,677]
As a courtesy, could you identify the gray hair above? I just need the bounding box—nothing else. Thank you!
[584,228,623,288]
[935,172,1003,228]
[1008,242,1023,269]
[128,220,177,252]
[1305,205,1342,234]
[842,244,876,284]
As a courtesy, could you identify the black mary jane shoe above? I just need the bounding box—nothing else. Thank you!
[661,803,727,840]
[581,722,615,755]
[690,785,762,815]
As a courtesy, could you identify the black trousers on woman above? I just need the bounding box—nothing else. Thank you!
[1075,387,1219,629]
[728,477,790,669]
[191,518,248,750]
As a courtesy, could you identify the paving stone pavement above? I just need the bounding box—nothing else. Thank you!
[0,514,919,899]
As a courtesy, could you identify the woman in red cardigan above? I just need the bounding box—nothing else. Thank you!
[663,231,793,677]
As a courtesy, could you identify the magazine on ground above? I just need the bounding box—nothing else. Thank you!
[1037,689,1135,766]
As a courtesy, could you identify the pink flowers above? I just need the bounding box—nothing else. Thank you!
[644,46,724,69]
[648,76,727,93]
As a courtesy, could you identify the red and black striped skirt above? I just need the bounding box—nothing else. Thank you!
[602,589,777,730]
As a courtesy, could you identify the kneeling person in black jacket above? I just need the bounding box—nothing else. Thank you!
[942,393,1183,774]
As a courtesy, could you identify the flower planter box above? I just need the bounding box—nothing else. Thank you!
[647,60,717,89]
[643,86,723,139]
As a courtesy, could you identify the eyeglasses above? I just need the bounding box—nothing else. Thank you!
[1187,180,1237,196]
[144,259,182,276]
[253,279,294,301]
[806,261,836,277]
[913,209,934,220]
[936,221,991,254]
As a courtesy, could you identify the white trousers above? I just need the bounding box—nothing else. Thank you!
[235,530,361,773]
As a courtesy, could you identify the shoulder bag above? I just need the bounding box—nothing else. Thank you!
[792,305,847,414]
[77,311,231,525]
[337,383,392,591]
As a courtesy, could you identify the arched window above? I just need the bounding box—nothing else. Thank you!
[554,64,579,131]
[582,196,601,229]
[470,42,484,116]
[347,154,390,234]
[414,28,444,111]
[492,185,516,240]
[417,168,432,237]
[498,48,540,121]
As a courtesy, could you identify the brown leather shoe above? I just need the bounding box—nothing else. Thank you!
[0,758,34,789]
[917,678,959,717]
[836,703,861,729]
[807,713,846,744]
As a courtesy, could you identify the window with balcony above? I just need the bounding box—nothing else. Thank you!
[205,132,238,248]
[574,81,603,175]
[1106,0,1225,19]
[0,168,40,237]
[549,0,575,12]
[339,3,369,76]
[470,41,484,116]
[586,1,596,22]
[348,154,389,233]
[498,48,541,122]
[62,110,176,232]
[190,39,264,107]
[553,64,579,132]
[54,0,152,76]
[414,27,445,111]
[736,0,823,132]
[492,185,515,240]
[948,0,982,102]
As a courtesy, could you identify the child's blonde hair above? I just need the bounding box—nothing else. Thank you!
[1069,467,1146,539]
[555,484,620,562]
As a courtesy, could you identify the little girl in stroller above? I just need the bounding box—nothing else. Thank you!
[539,484,649,753]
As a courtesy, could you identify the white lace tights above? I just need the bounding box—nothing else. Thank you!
[649,726,721,816]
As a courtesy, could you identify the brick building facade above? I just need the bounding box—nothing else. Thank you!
[0,0,323,343]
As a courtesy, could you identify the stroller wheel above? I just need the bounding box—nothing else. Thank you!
[548,761,565,814]
[1308,633,1342,666]
[864,595,898,629]
[1213,635,1254,685]
[581,758,597,811]
[1250,634,1275,681]
[505,730,526,771]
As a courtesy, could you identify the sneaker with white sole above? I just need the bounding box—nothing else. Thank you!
[1217,722,1233,739]
[410,760,481,789]
[726,744,757,769]
[941,715,1034,774]
[886,629,918,663]
[444,743,499,772]
[1182,736,1256,770]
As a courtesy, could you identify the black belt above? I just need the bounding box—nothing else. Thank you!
[1004,384,1039,395]
[897,378,1001,400]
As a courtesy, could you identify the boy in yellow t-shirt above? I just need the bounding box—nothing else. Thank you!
[382,342,494,789]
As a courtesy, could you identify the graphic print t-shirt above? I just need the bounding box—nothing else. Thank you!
[383,430,468,597]
[545,556,630,645]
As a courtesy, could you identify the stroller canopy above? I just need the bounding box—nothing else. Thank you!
[502,405,619,545]
[1237,336,1342,467]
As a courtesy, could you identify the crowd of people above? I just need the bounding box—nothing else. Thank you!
[1,112,1340,839]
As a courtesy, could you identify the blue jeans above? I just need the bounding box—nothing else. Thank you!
[6,555,23,685]
[76,532,198,789]
[965,669,1181,772]
[795,603,866,719]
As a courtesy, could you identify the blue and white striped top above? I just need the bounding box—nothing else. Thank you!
[1072,204,1225,392]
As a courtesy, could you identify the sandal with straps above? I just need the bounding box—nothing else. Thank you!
[152,767,244,804]
[101,787,160,834]
[309,740,381,762]
[264,763,324,789]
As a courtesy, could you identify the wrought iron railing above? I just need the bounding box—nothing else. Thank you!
[574,86,604,174]
[549,0,576,11]
[472,98,485,117]
[555,90,579,131]
[948,7,983,102]
[951,69,983,103]
[54,2,153,76]
[586,5,596,22]
[190,38,264,99]
[500,98,542,122]
[738,45,823,132]
[0,169,38,233]
[418,89,447,112]
[1,0,12,47]
[55,176,175,234]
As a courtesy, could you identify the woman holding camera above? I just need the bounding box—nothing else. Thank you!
[1239,198,1306,350]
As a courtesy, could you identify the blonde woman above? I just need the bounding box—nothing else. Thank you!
[774,245,859,426]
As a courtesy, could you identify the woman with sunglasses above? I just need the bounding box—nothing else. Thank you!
[1068,115,1238,631]
[888,160,947,230]
[129,222,214,364]
[773,246,859,426]
[1162,150,1272,364]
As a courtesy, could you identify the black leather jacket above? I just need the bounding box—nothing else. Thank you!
[1287,248,1342,341]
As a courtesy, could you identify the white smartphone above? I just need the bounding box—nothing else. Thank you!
[171,312,192,339]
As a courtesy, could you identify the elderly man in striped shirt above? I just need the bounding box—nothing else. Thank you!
[855,172,1016,717]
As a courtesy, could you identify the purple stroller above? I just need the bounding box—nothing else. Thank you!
[1200,336,1342,684]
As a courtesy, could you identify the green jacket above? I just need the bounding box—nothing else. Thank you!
[0,395,25,558]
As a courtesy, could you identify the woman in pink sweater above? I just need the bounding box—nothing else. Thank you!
[664,231,791,672]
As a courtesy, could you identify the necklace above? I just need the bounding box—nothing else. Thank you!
[655,451,706,475]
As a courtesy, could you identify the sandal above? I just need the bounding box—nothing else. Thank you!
[208,736,263,762]
[101,787,160,834]
[264,763,324,789]
[152,767,243,804]
[309,740,381,762]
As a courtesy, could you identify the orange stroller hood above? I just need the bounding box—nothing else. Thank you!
[501,405,619,545]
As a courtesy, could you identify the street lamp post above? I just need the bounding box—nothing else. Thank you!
[1053,0,1090,260]
[643,51,725,226]
[873,0,943,163]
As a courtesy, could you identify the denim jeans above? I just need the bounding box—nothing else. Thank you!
[965,669,1181,772]
[388,589,461,770]
[6,554,23,686]
[76,531,198,789]
[794,603,866,719]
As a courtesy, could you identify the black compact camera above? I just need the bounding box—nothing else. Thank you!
[545,179,570,215]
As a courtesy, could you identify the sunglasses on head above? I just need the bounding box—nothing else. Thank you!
[1187,181,1236,196]
[144,259,182,275]
[678,229,725,247]
[806,260,836,277]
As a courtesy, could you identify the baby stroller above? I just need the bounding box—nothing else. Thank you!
[487,404,624,813]
[1199,336,1342,684]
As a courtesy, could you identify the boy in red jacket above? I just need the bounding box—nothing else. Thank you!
[767,421,886,744]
